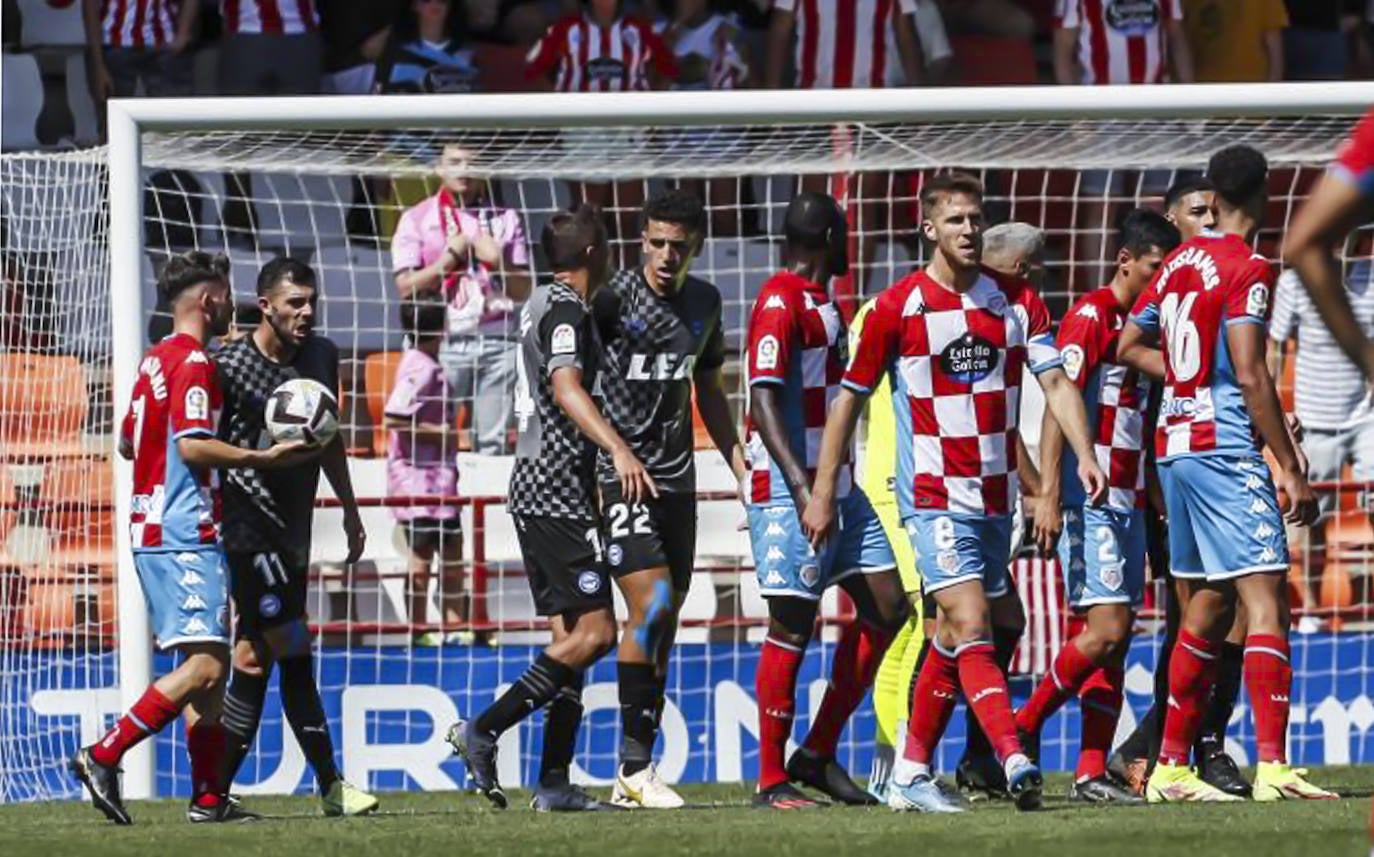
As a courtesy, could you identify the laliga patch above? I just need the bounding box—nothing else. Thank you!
[1061,344,1085,382]
[184,386,209,421]
[551,323,577,355]
[577,569,603,594]
[939,333,1000,384]
[607,544,624,567]
[259,593,281,619]
[756,335,779,371]
[1246,282,1270,318]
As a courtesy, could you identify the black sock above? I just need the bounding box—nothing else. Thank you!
[653,673,668,728]
[474,653,577,740]
[279,654,340,791]
[221,667,270,790]
[618,662,660,776]
[1117,704,1157,761]
[962,625,1020,762]
[539,672,585,788]
[1196,642,1244,756]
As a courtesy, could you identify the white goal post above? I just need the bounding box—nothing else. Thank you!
[86,81,1372,800]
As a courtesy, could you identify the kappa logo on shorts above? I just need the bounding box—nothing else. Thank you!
[765,507,789,518]
[180,569,205,586]
[799,565,820,587]
[1249,498,1268,514]
[765,523,786,537]
[1071,558,1086,573]
[259,593,281,618]
[764,568,785,586]
[1260,546,1278,563]
[1254,522,1276,539]
[607,544,624,566]
[765,545,785,561]
[577,570,603,595]
[175,552,201,565]
[1245,474,1264,491]
[182,617,209,635]
[182,594,207,611]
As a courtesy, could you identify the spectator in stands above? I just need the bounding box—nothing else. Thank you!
[392,143,532,455]
[937,0,1035,39]
[1282,1,1363,81]
[386,291,472,646]
[1268,260,1374,615]
[81,0,197,132]
[1183,0,1287,82]
[318,0,392,95]
[217,0,323,246]
[375,0,478,93]
[527,0,678,265]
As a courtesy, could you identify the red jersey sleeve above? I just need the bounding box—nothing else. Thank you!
[525,18,569,81]
[168,353,219,439]
[1332,107,1374,196]
[1223,257,1277,325]
[639,19,679,80]
[1055,299,1108,390]
[842,286,901,394]
[747,277,801,386]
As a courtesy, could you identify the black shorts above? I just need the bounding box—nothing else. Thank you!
[599,483,697,592]
[514,514,612,618]
[400,516,462,554]
[1144,502,1171,582]
[227,549,309,637]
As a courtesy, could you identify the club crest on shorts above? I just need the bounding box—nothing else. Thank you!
[577,569,602,594]
[259,593,281,618]
[937,550,959,573]
[607,544,624,567]
[1099,562,1123,592]
[799,564,820,587]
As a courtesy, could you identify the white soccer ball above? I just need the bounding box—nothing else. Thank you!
[264,377,339,448]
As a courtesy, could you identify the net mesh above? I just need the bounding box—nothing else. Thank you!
[4,112,1373,802]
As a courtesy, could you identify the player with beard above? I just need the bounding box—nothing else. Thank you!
[214,257,378,817]
[592,190,747,808]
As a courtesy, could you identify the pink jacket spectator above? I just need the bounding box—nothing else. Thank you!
[384,348,459,521]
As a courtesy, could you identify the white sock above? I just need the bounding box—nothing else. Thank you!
[892,754,931,786]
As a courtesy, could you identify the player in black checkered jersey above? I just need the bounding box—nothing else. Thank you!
[448,205,656,813]
[591,190,747,808]
[214,257,378,817]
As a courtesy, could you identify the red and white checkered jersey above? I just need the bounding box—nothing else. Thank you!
[1129,232,1276,461]
[843,268,1061,517]
[744,271,852,505]
[527,13,677,92]
[120,333,222,550]
[99,0,176,48]
[1054,0,1181,85]
[220,0,318,35]
[1056,285,1150,511]
[1332,106,1374,197]
[773,0,919,89]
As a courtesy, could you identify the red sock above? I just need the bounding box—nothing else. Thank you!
[1076,664,1124,781]
[804,622,893,757]
[1015,640,1097,735]
[1157,629,1218,767]
[756,636,805,790]
[187,722,227,807]
[903,643,960,764]
[957,641,1022,763]
[91,685,180,767]
[1244,633,1292,764]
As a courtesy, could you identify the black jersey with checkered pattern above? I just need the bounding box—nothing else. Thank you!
[593,269,724,494]
[214,333,339,559]
[508,281,602,521]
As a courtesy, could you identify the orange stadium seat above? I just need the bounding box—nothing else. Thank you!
[41,458,115,569]
[364,351,405,457]
[0,352,88,459]
[22,575,116,648]
[950,35,1039,86]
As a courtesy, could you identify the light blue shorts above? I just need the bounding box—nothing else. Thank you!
[905,511,1013,599]
[749,488,896,600]
[1160,455,1290,581]
[1059,505,1146,609]
[133,546,230,649]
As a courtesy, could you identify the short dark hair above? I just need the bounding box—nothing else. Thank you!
[642,188,707,236]
[1119,208,1182,258]
[400,290,448,339]
[541,204,606,272]
[1163,174,1214,211]
[1206,145,1269,209]
[920,172,984,218]
[158,250,228,303]
[256,256,317,297]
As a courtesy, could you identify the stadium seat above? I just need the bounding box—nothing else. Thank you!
[316,244,396,354]
[41,457,114,569]
[64,53,99,146]
[0,352,88,459]
[363,351,405,457]
[949,35,1038,86]
[17,0,85,47]
[2,54,44,151]
[22,574,116,648]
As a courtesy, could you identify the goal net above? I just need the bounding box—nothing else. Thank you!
[3,86,1372,803]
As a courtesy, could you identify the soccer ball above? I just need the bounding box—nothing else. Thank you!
[265,378,339,448]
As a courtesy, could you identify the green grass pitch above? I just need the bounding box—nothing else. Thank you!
[1,767,1368,857]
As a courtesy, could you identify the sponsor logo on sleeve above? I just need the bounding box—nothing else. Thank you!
[185,386,209,421]
[756,335,780,371]
[1246,283,1270,317]
[1061,344,1085,382]
[551,323,577,355]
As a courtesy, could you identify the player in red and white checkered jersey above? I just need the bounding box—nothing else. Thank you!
[526,0,678,92]
[1285,106,1374,384]
[71,252,311,825]
[1015,210,1181,805]
[1052,0,1193,85]
[744,193,907,810]
[803,173,1107,813]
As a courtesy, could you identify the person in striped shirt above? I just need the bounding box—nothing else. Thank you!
[1052,0,1193,86]
[83,0,197,125]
